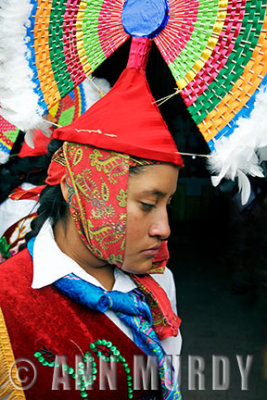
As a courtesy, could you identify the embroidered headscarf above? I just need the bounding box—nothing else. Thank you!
[45,141,180,339]
[47,141,169,271]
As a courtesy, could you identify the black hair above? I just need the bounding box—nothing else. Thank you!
[0,154,50,204]
[25,139,68,242]
[129,165,148,175]
[128,157,159,176]
[25,183,69,242]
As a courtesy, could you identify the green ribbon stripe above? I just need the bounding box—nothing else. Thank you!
[58,106,75,126]
[4,128,20,143]
[49,0,74,99]
[169,0,219,82]
[189,0,267,124]
[83,0,106,72]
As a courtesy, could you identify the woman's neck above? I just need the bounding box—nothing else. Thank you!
[53,215,115,291]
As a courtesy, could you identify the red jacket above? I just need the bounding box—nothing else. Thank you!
[0,249,162,399]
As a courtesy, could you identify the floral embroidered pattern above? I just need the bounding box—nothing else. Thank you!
[116,189,128,207]
[63,143,130,265]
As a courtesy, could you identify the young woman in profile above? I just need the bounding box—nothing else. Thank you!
[0,53,183,400]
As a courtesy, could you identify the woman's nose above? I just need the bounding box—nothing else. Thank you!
[149,209,171,240]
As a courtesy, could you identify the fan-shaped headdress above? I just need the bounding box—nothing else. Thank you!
[0,0,266,203]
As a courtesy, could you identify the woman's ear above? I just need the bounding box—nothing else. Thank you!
[60,175,69,203]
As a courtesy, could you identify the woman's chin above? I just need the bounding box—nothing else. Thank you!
[121,257,153,275]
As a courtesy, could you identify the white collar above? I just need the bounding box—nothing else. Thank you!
[31,219,136,293]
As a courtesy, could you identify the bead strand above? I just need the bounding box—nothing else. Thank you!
[89,339,134,399]
[34,339,134,399]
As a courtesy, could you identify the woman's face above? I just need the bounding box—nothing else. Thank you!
[122,163,179,274]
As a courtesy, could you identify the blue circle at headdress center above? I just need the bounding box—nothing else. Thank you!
[122,0,169,39]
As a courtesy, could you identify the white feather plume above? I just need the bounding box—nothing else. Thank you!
[24,120,53,148]
[0,151,10,164]
[82,77,111,109]
[0,0,45,132]
[209,85,267,205]
[0,1,111,143]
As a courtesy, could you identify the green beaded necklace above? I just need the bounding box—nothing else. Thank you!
[34,339,134,399]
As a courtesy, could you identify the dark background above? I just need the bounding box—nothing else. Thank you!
[94,40,267,400]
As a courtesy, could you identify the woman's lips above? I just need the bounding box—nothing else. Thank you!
[141,247,161,257]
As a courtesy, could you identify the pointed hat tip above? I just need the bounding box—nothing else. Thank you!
[53,68,183,167]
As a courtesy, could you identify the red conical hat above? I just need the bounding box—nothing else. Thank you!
[53,67,183,166]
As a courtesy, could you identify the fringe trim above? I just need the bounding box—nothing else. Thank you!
[0,307,26,400]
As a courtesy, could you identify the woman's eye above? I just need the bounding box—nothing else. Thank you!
[140,202,155,211]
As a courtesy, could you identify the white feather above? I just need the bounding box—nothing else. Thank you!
[209,85,267,204]
[258,146,267,162]
[24,120,53,148]
[0,1,111,140]
[82,81,99,109]
[0,150,10,164]
[237,170,251,205]
[0,0,44,131]
[82,77,111,109]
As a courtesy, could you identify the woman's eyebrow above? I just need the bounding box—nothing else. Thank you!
[140,189,167,198]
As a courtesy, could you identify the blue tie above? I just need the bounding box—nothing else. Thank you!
[54,274,182,400]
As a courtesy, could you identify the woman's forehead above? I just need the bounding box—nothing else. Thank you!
[128,164,179,195]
